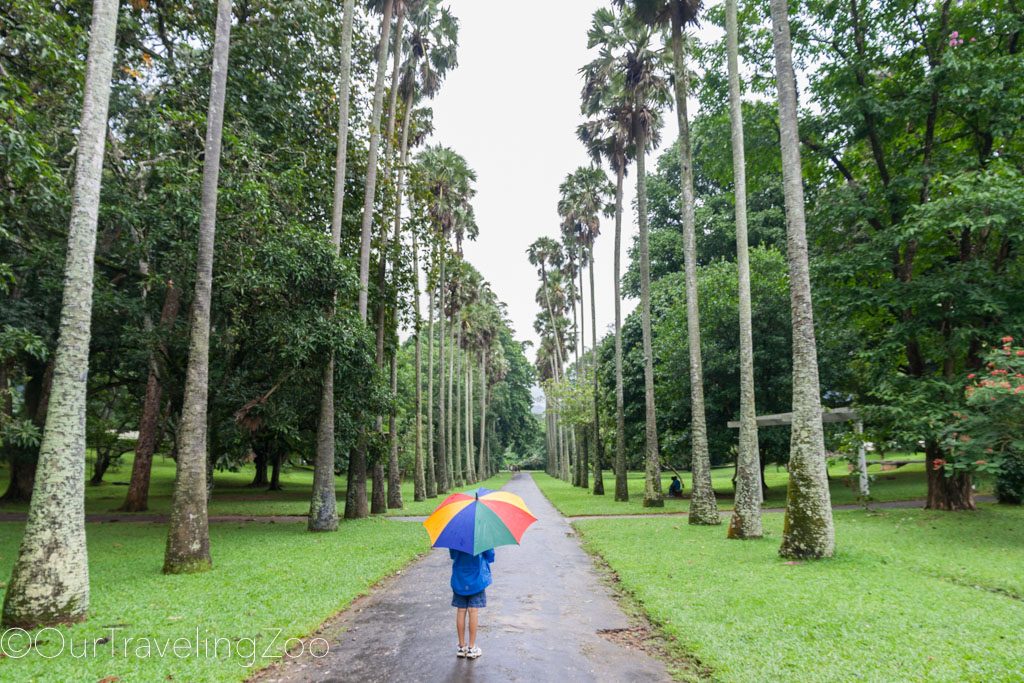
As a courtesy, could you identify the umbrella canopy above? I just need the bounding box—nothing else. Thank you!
[423,487,537,556]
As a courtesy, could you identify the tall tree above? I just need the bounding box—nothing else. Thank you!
[347,0,395,520]
[1,0,120,629]
[309,0,357,532]
[584,6,669,506]
[578,98,633,503]
[769,0,834,558]
[163,0,233,574]
[558,167,613,495]
[724,0,763,540]
[623,0,718,524]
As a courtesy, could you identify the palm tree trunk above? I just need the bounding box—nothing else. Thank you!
[770,0,835,559]
[466,354,475,482]
[636,130,664,507]
[347,0,394,519]
[413,232,427,502]
[1,0,119,628]
[357,0,395,320]
[426,277,438,497]
[437,246,449,494]
[310,0,356,532]
[612,168,629,502]
[122,283,181,512]
[387,349,403,508]
[669,11,718,525]
[448,323,457,485]
[725,0,763,540]
[589,254,605,495]
[478,350,487,480]
[163,0,232,573]
[454,325,463,487]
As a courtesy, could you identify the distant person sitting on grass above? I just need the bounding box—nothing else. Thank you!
[668,476,684,498]
[450,547,495,660]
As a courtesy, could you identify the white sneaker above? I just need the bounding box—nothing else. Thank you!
[466,646,482,659]
[456,645,467,658]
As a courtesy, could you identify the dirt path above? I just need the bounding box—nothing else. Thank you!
[252,472,671,683]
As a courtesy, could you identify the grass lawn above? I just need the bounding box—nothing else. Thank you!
[531,461,993,517]
[0,455,511,518]
[575,505,1024,682]
[0,518,429,682]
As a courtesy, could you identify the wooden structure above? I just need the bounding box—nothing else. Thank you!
[727,407,870,497]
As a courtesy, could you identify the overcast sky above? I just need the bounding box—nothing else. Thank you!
[426,1,721,364]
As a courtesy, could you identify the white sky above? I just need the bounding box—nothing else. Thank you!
[426,1,722,362]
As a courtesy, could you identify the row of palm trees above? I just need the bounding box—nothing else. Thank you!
[1,0,497,631]
[536,0,834,559]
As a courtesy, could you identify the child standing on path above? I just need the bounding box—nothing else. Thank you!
[449,548,495,659]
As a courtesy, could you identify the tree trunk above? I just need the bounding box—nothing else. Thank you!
[413,230,427,501]
[309,0,355,532]
[770,0,835,559]
[637,130,663,508]
[612,169,629,502]
[268,448,283,491]
[724,0,763,540]
[357,0,395,320]
[478,351,487,481]
[347,0,394,520]
[437,247,449,493]
[3,460,37,504]
[448,325,457,485]
[454,325,463,486]
[250,450,268,487]
[163,0,231,575]
[371,459,387,514]
[122,283,181,512]
[426,279,438,497]
[669,13,718,525]
[2,0,120,629]
[387,351,403,509]
[466,354,476,482]
[925,442,975,510]
[589,253,605,495]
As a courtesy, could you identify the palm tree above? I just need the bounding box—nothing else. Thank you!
[163,0,232,572]
[309,0,357,532]
[578,100,633,504]
[347,0,396,520]
[583,5,670,507]
[724,0,763,540]
[400,1,459,501]
[559,167,614,495]
[1,0,120,629]
[620,0,719,524]
[414,146,478,495]
[769,0,835,558]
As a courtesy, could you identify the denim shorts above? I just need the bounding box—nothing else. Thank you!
[451,590,487,608]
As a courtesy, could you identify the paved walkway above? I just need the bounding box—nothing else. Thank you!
[253,472,670,683]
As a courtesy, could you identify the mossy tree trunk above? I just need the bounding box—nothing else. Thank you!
[724,0,763,540]
[612,169,629,502]
[309,0,356,532]
[164,0,232,575]
[1,0,120,628]
[770,0,835,559]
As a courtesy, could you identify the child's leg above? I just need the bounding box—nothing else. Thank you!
[467,608,479,648]
[455,608,467,647]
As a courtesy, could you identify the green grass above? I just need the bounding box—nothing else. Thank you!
[0,518,428,682]
[0,455,511,518]
[575,506,1024,682]
[530,461,992,517]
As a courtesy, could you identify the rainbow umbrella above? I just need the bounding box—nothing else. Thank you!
[423,487,537,555]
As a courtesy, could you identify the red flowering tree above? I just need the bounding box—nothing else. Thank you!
[946,336,1024,504]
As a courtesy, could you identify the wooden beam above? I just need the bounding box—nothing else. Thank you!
[727,407,860,429]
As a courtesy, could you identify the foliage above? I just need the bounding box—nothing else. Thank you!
[947,336,1024,503]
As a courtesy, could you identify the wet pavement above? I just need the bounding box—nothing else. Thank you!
[252,472,670,683]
